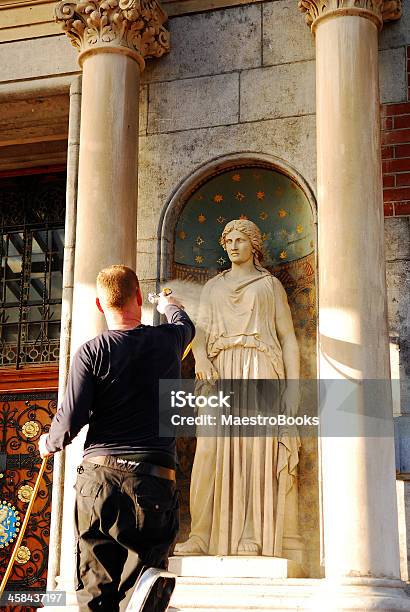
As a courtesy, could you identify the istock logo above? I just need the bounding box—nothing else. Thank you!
[170,390,232,409]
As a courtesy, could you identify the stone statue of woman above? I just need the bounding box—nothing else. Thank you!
[175,219,301,557]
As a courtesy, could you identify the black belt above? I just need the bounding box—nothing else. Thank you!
[84,455,176,481]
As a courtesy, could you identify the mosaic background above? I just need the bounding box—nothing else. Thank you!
[174,167,314,270]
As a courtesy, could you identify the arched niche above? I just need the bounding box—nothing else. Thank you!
[158,153,320,577]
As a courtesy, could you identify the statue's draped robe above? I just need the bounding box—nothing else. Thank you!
[189,269,300,556]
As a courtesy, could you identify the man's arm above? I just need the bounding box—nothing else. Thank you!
[156,294,195,355]
[163,303,195,355]
[41,345,94,456]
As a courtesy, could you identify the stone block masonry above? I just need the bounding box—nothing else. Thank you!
[382,45,410,217]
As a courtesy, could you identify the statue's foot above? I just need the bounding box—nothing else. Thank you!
[237,540,260,556]
[173,538,206,556]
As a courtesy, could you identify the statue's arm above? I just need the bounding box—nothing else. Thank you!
[192,325,210,363]
[192,286,218,380]
[273,278,300,416]
[273,278,300,379]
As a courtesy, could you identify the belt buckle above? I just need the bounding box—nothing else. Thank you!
[115,457,141,469]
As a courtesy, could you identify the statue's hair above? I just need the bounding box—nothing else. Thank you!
[96,264,139,309]
[220,219,264,264]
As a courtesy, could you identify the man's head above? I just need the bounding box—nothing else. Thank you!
[96,265,142,315]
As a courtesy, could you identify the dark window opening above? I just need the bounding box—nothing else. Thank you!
[0,173,66,368]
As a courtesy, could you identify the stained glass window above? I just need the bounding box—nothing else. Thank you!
[0,173,66,368]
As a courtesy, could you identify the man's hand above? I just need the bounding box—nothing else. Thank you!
[157,293,185,314]
[39,434,52,459]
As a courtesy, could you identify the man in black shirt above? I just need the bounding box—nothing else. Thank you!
[39,265,194,612]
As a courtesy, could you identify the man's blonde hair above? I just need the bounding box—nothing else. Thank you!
[96,265,139,309]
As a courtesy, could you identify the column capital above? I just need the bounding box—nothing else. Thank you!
[298,0,401,31]
[54,0,170,70]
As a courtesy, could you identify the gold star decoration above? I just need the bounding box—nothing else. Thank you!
[198,214,206,223]
[195,255,204,264]
[232,173,241,182]
[310,240,314,248]
[239,214,248,220]
[279,250,287,260]
[259,211,268,220]
[261,232,269,242]
[235,192,245,201]
[296,224,303,234]
[195,193,204,200]
[217,257,226,265]
[196,236,205,246]
[217,216,226,224]
[290,182,297,190]
[278,209,287,218]
[213,194,223,203]
[256,191,265,200]
[279,229,288,239]
[178,230,187,240]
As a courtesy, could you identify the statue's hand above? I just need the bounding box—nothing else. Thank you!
[195,358,219,381]
[280,385,300,417]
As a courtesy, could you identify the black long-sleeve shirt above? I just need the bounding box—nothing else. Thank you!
[45,305,195,467]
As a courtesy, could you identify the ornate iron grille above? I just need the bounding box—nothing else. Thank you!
[0,393,56,593]
[0,174,66,368]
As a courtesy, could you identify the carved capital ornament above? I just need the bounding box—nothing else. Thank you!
[54,0,170,69]
[298,0,401,30]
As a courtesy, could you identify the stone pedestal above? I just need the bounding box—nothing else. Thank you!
[169,555,304,579]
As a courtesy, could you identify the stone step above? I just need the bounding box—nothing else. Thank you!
[169,577,318,611]
[168,576,410,611]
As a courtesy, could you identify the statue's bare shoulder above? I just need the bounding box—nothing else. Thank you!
[202,272,225,290]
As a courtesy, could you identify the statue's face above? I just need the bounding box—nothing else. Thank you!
[224,229,253,264]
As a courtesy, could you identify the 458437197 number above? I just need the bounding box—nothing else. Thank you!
[1,591,66,606]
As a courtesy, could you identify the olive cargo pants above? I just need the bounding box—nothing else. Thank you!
[74,461,179,612]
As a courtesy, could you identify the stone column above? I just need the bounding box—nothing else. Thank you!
[52,2,169,605]
[298,1,410,609]
[47,75,81,592]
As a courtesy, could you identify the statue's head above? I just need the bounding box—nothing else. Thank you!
[220,219,264,266]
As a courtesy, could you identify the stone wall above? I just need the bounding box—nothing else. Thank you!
[379,2,410,579]
[137,2,317,298]
[135,1,410,416]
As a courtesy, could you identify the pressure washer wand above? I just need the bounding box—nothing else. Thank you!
[147,287,173,304]
[0,456,48,597]
[148,288,192,360]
